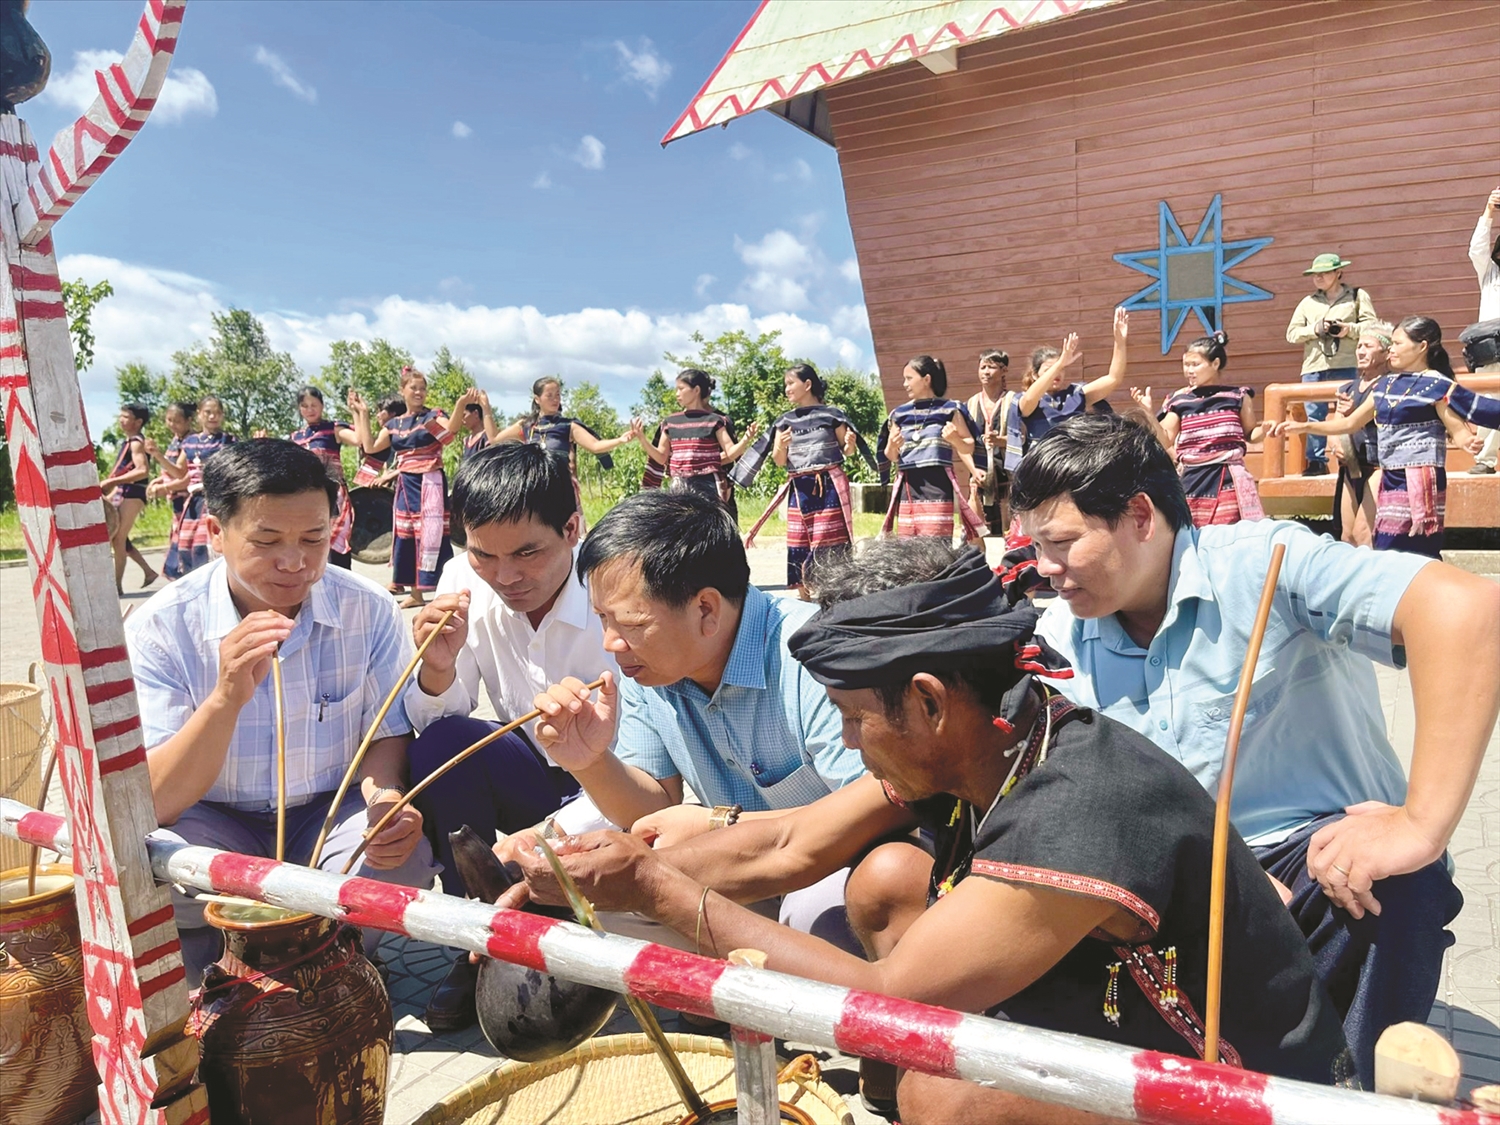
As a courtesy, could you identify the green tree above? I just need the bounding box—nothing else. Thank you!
[631,369,677,428]
[61,278,114,373]
[425,346,473,414]
[664,329,791,443]
[319,338,412,409]
[169,309,303,436]
[822,364,886,481]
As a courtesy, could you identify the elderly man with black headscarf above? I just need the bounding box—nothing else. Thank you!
[506,540,1349,1124]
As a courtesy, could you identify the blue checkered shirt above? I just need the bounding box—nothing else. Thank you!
[614,586,864,810]
[125,559,415,811]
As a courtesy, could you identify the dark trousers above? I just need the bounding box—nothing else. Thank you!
[1255,812,1462,1088]
[407,715,581,899]
[1301,367,1357,466]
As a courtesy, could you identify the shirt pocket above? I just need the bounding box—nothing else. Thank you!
[752,760,833,809]
[300,685,367,798]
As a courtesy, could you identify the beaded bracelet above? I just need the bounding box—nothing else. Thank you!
[707,804,743,831]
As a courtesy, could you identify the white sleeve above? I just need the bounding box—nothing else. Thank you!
[401,565,483,732]
[548,791,621,836]
[1471,214,1494,282]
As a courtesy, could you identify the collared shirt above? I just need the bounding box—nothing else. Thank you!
[614,585,864,811]
[1035,520,1430,845]
[401,551,620,762]
[125,559,414,811]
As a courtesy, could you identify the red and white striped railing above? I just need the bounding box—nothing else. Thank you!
[5,798,1493,1125]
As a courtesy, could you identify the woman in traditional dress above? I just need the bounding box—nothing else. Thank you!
[350,368,467,607]
[1132,331,1265,527]
[732,363,878,590]
[144,401,195,581]
[1328,324,1392,547]
[351,397,404,488]
[1004,307,1130,471]
[966,349,1014,535]
[636,368,757,518]
[99,403,159,592]
[166,395,236,578]
[288,386,363,569]
[1272,316,1475,558]
[459,389,500,462]
[497,377,639,513]
[877,355,987,541]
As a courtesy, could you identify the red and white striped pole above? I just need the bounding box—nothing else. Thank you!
[6,799,1493,1125]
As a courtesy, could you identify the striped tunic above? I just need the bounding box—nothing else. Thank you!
[877,399,987,540]
[1162,385,1262,528]
[290,418,355,555]
[109,435,148,502]
[662,409,728,480]
[1371,371,1453,558]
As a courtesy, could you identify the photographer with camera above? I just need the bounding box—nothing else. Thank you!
[1286,253,1379,475]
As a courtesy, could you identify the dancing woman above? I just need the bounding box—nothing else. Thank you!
[99,403,158,592]
[459,389,500,461]
[497,377,639,512]
[1004,307,1130,468]
[144,401,195,580]
[1271,316,1475,557]
[1132,331,1265,527]
[166,394,236,578]
[732,363,878,588]
[350,368,466,607]
[876,355,988,541]
[352,397,404,487]
[288,386,362,569]
[636,368,757,517]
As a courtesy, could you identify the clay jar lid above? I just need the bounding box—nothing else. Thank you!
[0,864,76,918]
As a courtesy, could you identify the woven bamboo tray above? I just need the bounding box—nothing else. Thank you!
[0,679,47,875]
[412,1033,854,1125]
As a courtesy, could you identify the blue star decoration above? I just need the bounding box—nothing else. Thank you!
[1113,194,1273,354]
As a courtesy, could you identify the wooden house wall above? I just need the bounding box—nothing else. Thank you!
[822,0,1500,410]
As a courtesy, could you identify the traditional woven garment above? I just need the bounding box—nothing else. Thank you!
[161,434,187,578]
[735,405,877,585]
[662,409,735,508]
[876,399,987,540]
[170,430,237,579]
[1371,372,1452,557]
[387,409,455,589]
[352,445,392,487]
[1004,382,1088,470]
[1161,385,1264,527]
[460,431,490,461]
[290,417,355,555]
[109,435,148,502]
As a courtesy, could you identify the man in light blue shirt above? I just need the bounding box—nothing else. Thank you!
[126,440,439,979]
[516,490,865,943]
[1009,413,1499,1086]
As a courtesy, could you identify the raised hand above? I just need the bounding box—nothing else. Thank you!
[773,427,793,456]
[347,389,368,415]
[413,591,470,679]
[1059,332,1083,367]
[1113,306,1129,343]
[1487,187,1500,217]
[1130,386,1154,413]
[531,674,619,773]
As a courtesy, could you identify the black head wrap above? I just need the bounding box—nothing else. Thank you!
[787,547,1071,693]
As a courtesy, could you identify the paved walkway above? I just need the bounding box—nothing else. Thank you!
[1,545,1494,1121]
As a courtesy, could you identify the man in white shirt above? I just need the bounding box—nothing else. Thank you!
[402,442,619,1028]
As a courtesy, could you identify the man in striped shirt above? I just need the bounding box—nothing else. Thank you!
[126,440,438,980]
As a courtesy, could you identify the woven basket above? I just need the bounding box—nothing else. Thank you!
[412,1033,854,1125]
[0,679,47,874]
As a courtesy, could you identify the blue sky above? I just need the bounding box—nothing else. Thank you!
[21,0,873,430]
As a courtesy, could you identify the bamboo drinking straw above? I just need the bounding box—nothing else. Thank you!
[340,675,607,874]
[1203,542,1285,1064]
[273,655,287,861]
[307,608,456,868]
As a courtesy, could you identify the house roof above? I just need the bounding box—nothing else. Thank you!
[663,0,1121,146]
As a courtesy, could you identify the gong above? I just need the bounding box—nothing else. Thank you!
[349,486,394,564]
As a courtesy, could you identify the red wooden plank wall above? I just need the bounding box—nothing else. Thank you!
[823,0,1500,410]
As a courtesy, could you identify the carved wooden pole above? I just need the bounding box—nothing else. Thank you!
[0,2,207,1122]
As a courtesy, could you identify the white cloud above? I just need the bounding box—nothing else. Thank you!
[613,38,671,99]
[773,158,814,184]
[735,229,824,312]
[840,257,861,284]
[60,253,874,435]
[532,171,552,190]
[728,143,753,161]
[40,49,217,124]
[253,46,317,104]
[572,135,606,171]
[694,273,715,299]
[451,121,472,139]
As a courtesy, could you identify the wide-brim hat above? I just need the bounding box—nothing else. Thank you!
[1303,253,1351,274]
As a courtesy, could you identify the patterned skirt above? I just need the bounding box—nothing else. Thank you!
[786,469,853,587]
[391,469,451,589]
[162,493,187,579]
[1181,461,1264,527]
[1374,465,1446,558]
[169,490,215,578]
[330,480,354,556]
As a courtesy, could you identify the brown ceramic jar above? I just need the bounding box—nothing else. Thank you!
[192,904,392,1125]
[0,864,99,1125]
